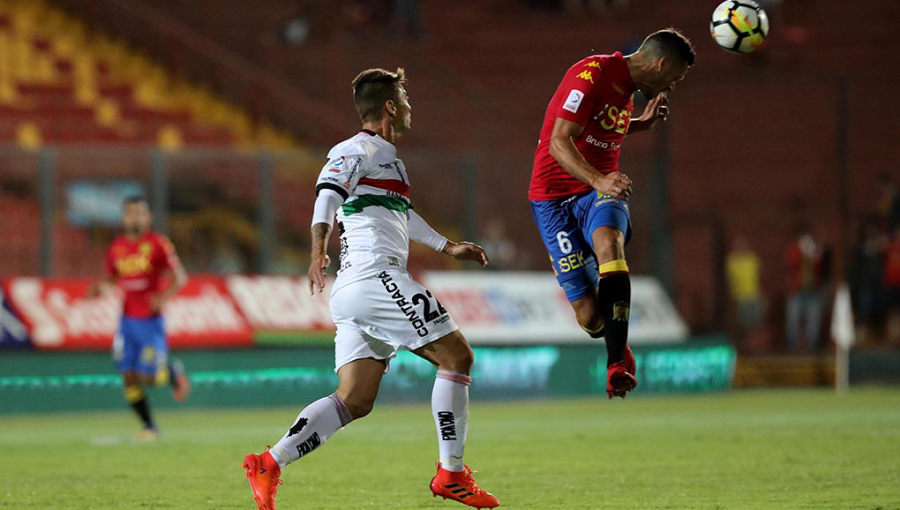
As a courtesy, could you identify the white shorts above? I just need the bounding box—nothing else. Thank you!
[330,268,459,372]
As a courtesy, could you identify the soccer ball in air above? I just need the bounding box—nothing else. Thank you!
[710,0,770,54]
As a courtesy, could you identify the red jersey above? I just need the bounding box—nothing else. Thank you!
[884,236,900,288]
[529,52,637,201]
[106,231,181,318]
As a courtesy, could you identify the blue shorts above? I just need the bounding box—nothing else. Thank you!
[113,315,168,377]
[570,190,632,249]
[531,191,632,302]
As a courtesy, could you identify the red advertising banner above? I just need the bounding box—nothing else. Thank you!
[1,276,252,350]
[226,275,334,331]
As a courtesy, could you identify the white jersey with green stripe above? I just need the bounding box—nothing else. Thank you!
[315,130,414,290]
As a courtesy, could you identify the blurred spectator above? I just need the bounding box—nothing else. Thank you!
[344,0,390,40]
[209,236,247,274]
[562,0,628,17]
[525,0,628,17]
[756,0,785,28]
[280,9,312,46]
[876,173,900,234]
[391,0,425,40]
[478,218,517,271]
[785,225,830,351]
[883,226,900,346]
[851,221,887,345]
[726,235,764,345]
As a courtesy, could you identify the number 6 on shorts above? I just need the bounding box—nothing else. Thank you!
[557,231,573,254]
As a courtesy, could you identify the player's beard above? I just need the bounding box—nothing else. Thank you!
[125,223,147,237]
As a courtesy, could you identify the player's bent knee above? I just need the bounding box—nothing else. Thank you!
[341,394,376,420]
[451,344,475,375]
[571,296,602,331]
[122,372,139,386]
[575,307,603,331]
[592,226,625,263]
[441,332,474,375]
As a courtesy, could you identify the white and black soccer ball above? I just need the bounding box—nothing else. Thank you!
[710,0,770,54]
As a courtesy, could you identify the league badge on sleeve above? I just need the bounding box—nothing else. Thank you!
[562,89,584,113]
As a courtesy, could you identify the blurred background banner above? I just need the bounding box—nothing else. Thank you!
[1,272,689,349]
[0,286,30,350]
[2,276,252,349]
[423,272,688,344]
[226,275,334,332]
[0,340,736,414]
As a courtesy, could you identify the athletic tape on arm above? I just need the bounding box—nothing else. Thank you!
[408,209,449,252]
[311,189,343,226]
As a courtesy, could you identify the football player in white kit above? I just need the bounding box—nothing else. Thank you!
[241,68,501,510]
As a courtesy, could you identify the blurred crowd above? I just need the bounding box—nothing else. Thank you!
[726,174,900,353]
[851,174,900,347]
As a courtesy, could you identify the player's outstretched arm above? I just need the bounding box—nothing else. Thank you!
[150,264,188,313]
[549,117,633,200]
[442,241,489,268]
[86,276,116,298]
[408,209,488,268]
[308,222,332,295]
[308,189,342,295]
[627,92,668,134]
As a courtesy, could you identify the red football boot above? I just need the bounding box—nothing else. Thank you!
[624,344,636,377]
[169,358,191,403]
[607,360,637,399]
[242,448,283,510]
[430,462,500,509]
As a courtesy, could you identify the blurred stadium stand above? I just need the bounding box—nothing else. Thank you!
[2,0,900,356]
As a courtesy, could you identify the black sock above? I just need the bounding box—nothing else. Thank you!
[130,395,155,430]
[596,272,631,366]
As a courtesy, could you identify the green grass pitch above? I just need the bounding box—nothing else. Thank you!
[1,388,898,510]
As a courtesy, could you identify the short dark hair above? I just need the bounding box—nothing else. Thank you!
[641,28,696,67]
[350,68,406,122]
[123,195,148,209]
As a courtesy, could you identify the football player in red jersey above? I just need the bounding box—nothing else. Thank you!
[529,29,695,398]
[88,196,189,440]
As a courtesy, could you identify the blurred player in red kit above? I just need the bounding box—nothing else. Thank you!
[530,29,696,398]
[89,195,190,440]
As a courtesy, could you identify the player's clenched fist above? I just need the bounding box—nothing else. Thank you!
[593,171,633,200]
[442,241,490,267]
[307,252,331,295]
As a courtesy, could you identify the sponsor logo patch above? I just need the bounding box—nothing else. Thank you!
[438,411,457,440]
[378,271,429,337]
[287,417,309,437]
[295,432,322,458]
[612,301,630,322]
[562,89,584,113]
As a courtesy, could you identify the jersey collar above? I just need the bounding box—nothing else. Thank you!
[357,129,397,155]
[612,51,638,96]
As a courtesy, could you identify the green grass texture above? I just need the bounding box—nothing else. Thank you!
[1,388,898,510]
